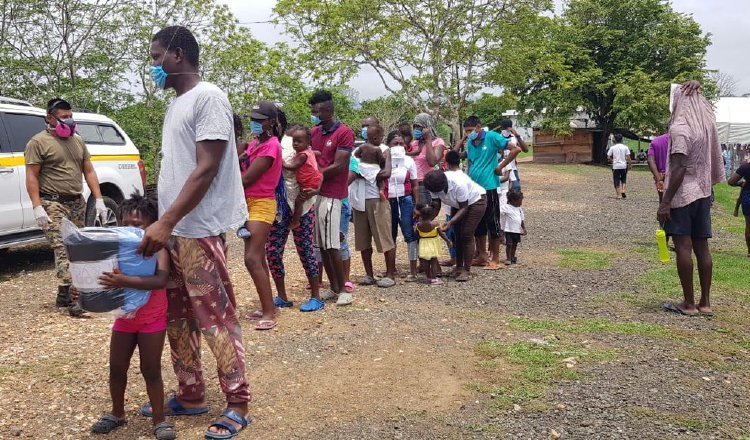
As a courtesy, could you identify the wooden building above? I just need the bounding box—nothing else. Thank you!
[532,128,605,164]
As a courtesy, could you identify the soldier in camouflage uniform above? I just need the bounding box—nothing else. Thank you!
[24,98,108,317]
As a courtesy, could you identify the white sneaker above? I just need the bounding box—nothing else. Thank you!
[336,293,354,306]
[320,289,337,300]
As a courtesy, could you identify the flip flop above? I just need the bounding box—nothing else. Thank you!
[698,308,714,317]
[204,409,251,439]
[153,421,177,440]
[471,259,488,267]
[483,262,502,270]
[245,310,263,321]
[455,272,471,282]
[255,320,277,331]
[140,396,208,417]
[662,303,698,317]
[344,281,355,293]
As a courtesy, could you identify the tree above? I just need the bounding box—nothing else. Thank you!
[708,71,737,97]
[357,96,414,133]
[467,93,518,131]
[498,0,710,163]
[274,0,549,141]
[0,0,141,111]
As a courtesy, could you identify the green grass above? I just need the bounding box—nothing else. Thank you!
[627,407,717,433]
[558,249,615,270]
[471,340,613,409]
[713,182,739,214]
[518,144,533,160]
[642,250,750,304]
[506,316,670,338]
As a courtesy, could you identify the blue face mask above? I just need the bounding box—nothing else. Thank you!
[468,131,479,142]
[250,121,264,136]
[361,127,368,140]
[150,65,168,90]
[413,129,423,140]
[311,115,321,125]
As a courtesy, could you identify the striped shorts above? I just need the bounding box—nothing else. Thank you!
[314,196,342,250]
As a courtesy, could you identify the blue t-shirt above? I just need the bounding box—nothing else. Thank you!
[466,131,509,190]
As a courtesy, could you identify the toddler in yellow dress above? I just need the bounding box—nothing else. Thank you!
[415,205,453,285]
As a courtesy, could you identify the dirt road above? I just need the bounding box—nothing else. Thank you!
[1,164,748,439]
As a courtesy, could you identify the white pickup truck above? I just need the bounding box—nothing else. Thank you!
[0,97,146,250]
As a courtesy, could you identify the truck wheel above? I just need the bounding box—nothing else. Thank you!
[85,196,119,227]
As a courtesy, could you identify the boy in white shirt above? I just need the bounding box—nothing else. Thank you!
[607,133,632,199]
[500,190,527,265]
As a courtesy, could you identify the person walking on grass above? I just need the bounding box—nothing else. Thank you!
[25,98,108,317]
[607,133,632,199]
[75,194,176,440]
[728,160,750,258]
[138,26,251,439]
[309,90,355,305]
[659,81,725,317]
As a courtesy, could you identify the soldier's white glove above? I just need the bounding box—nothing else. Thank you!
[95,198,108,225]
[33,205,51,230]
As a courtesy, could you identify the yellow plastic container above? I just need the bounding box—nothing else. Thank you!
[656,229,670,263]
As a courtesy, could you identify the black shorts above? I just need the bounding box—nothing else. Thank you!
[505,232,521,244]
[612,169,628,187]
[664,197,712,239]
[474,190,502,239]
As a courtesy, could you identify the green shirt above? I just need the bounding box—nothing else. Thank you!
[466,131,508,190]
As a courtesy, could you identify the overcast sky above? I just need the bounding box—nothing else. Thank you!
[220,0,749,100]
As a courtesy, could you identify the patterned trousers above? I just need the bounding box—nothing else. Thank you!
[165,236,251,404]
[41,197,86,288]
[265,207,319,280]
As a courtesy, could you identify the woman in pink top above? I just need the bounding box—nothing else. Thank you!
[408,113,445,205]
[240,101,283,330]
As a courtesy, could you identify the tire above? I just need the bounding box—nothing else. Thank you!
[85,196,119,227]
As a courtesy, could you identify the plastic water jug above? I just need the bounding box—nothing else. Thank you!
[656,229,670,263]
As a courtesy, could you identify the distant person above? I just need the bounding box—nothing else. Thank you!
[607,134,632,198]
[408,113,445,205]
[24,98,108,317]
[728,161,750,258]
[722,144,733,180]
[659,81,725,317]
[500,190,527,265]
[647,134,669,202]
[499,119,529,191]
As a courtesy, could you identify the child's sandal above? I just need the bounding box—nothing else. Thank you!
[153,421,176,440]
[90,414,126,434]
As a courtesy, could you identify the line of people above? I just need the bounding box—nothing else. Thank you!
[27,25,534,440]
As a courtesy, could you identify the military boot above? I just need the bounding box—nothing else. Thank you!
[56,285,71,308]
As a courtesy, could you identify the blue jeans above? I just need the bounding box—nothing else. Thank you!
[340,199,352,261]
[390,196,417,243]
[512,169,521,192]
[446,214,456,259]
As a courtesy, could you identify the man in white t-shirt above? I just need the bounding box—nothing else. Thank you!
[138,25,250,438]
[607,133,632,199]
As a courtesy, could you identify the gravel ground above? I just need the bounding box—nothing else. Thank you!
[0,163,748,439]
